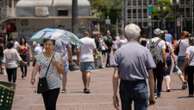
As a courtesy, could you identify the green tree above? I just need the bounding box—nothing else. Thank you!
[91,0,122,24]
[152,0,173,19]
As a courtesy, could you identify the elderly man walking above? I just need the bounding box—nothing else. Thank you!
[112,24,156,110]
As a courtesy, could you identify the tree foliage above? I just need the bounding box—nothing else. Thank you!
[91,0,122,24]
[152,0,173,19]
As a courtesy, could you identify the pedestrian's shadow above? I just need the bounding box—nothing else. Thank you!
[177,96,194,99]
[170,88,183,91]
[69,90,84,94]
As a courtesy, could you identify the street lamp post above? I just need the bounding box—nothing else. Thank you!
[148,16,152,38]
[105,16,111,31]
[172,0,180,38]
[192,0,194,36]
[147,5,153,38]
[72,0,78,34]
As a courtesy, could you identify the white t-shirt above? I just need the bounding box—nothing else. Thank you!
[151,37,166,49]
[186,46,194,66]
[34,44,43,55]
[118,38,128,48]
[14,41,19,49]
[178,39,189,56]
[3,48,22,68]
[99,38,107,51]
[149,37,166,61]
[80,37,96,62]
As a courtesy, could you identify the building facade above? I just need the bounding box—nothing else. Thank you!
[0,0,95,42]
[125,0,193,36]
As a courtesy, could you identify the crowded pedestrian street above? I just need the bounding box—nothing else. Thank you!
[0,67,193,110]
[0,0,194,110]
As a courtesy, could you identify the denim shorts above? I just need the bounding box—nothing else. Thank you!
[64,63,69,73]
[178,56,185,71]
[80,62,95,72]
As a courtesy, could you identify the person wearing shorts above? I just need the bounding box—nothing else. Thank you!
[77,31,96,94]
[177,31,190,89]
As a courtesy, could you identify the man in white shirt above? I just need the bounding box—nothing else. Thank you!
[148,28,167,97]
[77,31,97,94]
[34,43,43,55]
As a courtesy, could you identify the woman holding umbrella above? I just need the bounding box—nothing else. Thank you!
[31,38,64,110]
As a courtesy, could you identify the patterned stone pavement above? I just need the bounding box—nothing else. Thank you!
[0,67,194,110]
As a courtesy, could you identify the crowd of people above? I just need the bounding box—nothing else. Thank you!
[0,23,193,110]
[0,37,32,83]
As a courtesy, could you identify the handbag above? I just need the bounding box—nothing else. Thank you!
[37,54,54,94]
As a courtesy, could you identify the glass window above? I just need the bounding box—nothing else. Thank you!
[57,10,68,16]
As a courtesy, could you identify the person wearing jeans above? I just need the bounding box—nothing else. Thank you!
[187,66,194,96]
[119,80,148,110]
[112,24,155,110]
[3,41,24,83]
[185,37,194,97]
[6,68,17,83]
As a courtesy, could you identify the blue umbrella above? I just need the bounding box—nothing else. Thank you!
[31,28,55,42]
[31,28,82,49]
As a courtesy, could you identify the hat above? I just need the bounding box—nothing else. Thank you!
[125,23,141,39]
[154,28,161,35]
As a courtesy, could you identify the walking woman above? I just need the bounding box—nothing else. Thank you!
[18,37,31,79]
[163,41,175,92]
[31,39,64,110]
[185,37,194,97]
[176,31,190,89]
[3,41,25,83]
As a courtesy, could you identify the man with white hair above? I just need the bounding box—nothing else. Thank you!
[112,24,156,110]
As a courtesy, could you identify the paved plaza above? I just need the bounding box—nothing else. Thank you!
[0,67,194,110]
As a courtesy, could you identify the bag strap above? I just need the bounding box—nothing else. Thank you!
[156,39,161,46]
[45,53,55,77]
[177,40,181,48]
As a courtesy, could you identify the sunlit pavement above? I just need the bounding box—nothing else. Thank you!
[0,67,194,110]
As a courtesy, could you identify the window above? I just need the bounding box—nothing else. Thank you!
[57,10,68,16]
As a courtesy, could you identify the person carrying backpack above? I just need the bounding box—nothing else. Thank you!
[148,28,167,98]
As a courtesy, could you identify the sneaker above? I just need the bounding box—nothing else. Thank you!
[182,82,187,89]
[188,94,193,97]
[83,88,90,94]
[61,89,66,93]
[166,89,171,92]
[157,93,161,98]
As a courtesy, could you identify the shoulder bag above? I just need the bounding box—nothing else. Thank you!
[37,54,54,94]
[174,40,181,55]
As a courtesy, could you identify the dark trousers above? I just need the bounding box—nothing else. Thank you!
[153,61,165,96]
[119,80,148,110]
[6,68,17,83]
[188,66,194,95]
[106,48,111,67]
[42,88,60,110]
[20,54,28,77]
[20,65,27,77]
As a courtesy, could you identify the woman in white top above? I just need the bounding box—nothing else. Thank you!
[77,31,96,94]
[176,31,190,89]
[185,37,194,97]
[31,39,64,110]
[3,41,25,83]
